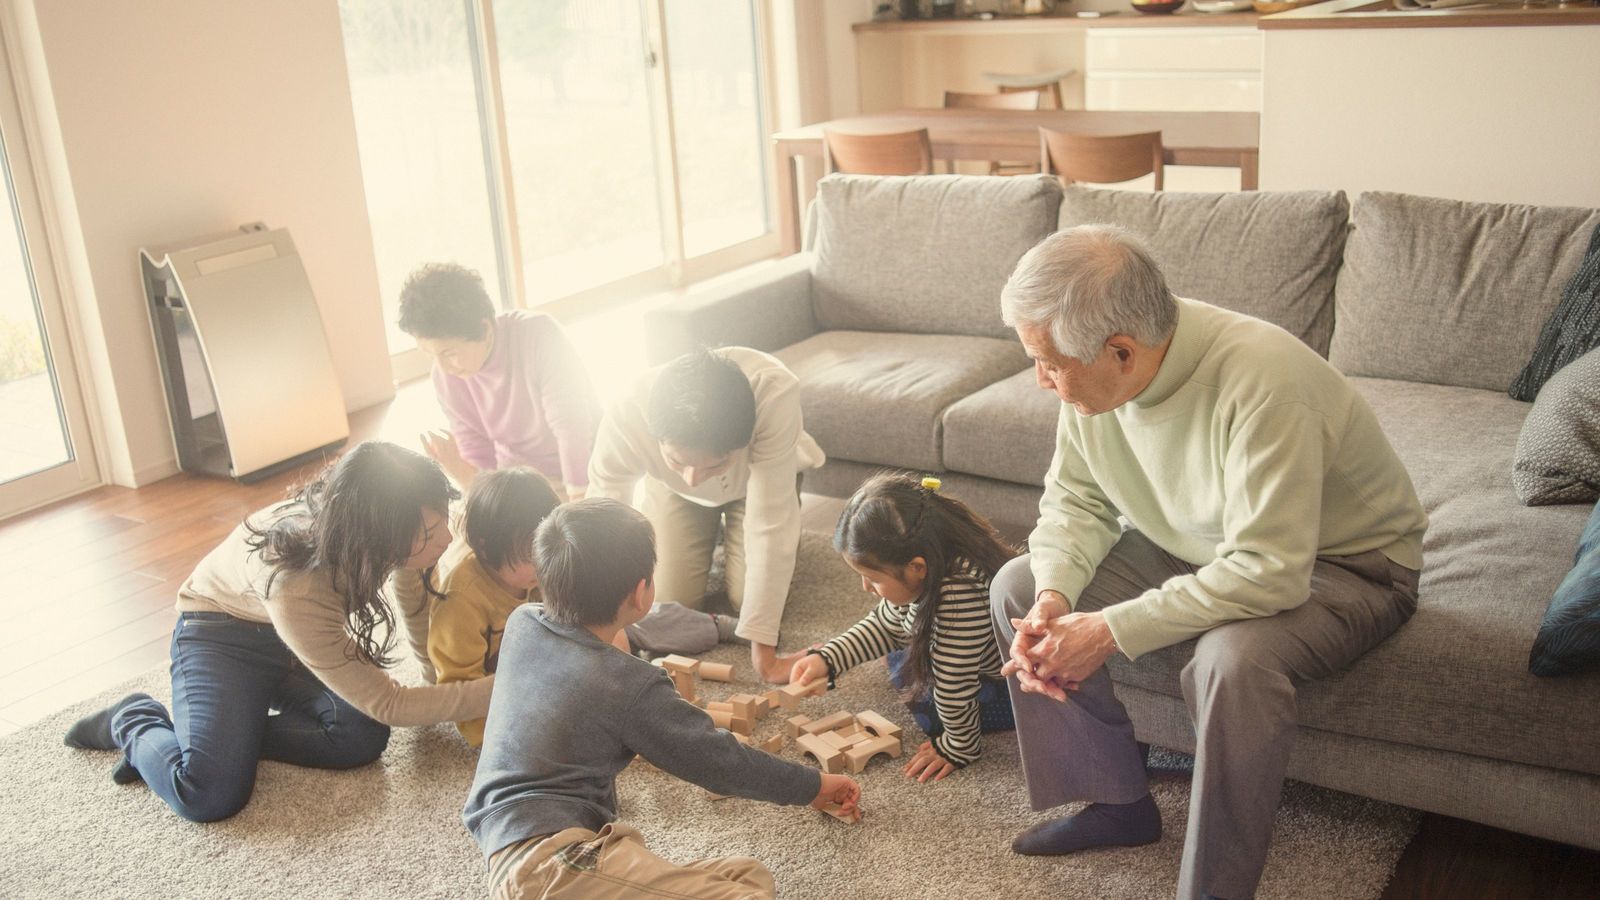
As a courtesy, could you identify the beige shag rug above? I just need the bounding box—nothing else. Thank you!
[1,532,1417,899]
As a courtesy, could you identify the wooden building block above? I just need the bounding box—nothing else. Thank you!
[706,700,734,713]
[856,710,902,739]
[796,733,846,774]
[845,735,904,774]
[818,730,854,751]
[801,711,855,735]
[732,732,752,745]
[759,734,784,754]
[698,661,735,682]
[779,677,826,704]
[728,693,761,720]
[707,708,733,731]
[821,799,861,824]
[659,655,700,674]
[671,670,696,702]
[784,715,812,738]
[729,714,752,736]
[762,689,784,710]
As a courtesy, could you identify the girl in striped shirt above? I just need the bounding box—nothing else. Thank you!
[789,473,1018,782]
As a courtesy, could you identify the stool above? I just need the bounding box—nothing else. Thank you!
[981,67,1076,110]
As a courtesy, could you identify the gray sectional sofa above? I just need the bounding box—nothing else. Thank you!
[644,175,1600,851]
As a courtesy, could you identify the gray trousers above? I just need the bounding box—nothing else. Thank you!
[991,531,1419,900]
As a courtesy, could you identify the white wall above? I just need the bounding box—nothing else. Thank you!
[1261,26,1600,208]
[14,0,391,486]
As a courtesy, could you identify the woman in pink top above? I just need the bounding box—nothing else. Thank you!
[398,263,599,499]
[398,264,731,658]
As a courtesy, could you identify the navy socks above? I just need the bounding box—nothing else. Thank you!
[63,692,151,750]
[64,692,153,785]
[1012,794,1162,856]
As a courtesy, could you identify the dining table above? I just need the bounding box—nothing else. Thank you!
[771,108,1260,254]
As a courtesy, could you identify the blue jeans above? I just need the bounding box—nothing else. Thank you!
[111,611,390,822]
[885,648,1015,737]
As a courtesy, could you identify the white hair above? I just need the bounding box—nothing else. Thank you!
[1000,224,1178,364]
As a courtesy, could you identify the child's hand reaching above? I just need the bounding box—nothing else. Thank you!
[810,773,862,822]
[903,740,957,783]
[788,652,828,688]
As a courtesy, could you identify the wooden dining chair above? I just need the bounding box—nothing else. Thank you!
[942,89,1044,111]
[822,128,934,176]
[943,90,1043,175]
[1039,128,1165,191]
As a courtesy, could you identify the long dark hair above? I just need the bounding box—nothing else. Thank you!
[247,441,459,667]
[834,472,1016,697]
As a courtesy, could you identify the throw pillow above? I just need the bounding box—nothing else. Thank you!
[1529,501,1600,676]
[1510,221,1600,401]
[1512,346,1600,506]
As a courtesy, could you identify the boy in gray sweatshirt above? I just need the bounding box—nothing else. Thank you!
[464,498,861,899]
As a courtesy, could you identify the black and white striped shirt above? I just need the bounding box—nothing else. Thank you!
[817,559,1002,767]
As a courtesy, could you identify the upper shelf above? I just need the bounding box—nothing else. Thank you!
[1258,0,1600,29]
[852,2,1600,33]
[852,10,1262,34]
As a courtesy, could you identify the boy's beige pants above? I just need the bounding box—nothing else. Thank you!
[487,823,775,899]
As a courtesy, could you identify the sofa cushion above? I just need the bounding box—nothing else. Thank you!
[1530,501,1600,676]
[1058,185,1349,356]
[1329,192,1600,392]
[774,331,1029,472]
[942,368,1060,486]
[1108,377,1600,776]
[810,174,1061,341]
[1514,346,1600,506]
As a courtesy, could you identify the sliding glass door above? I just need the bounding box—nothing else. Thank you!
[0,35,98,516]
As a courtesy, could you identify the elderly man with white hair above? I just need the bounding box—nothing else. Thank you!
[990,225,1428,900]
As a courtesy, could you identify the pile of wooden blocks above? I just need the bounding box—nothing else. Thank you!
[655,654,827,747]
[788,709,903,775]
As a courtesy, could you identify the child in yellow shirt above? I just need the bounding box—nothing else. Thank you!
[430,468,561,746]
[432,467,740,746]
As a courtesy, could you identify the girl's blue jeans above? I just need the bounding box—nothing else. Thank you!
[110,611,390,822]
[885,649,1015,737]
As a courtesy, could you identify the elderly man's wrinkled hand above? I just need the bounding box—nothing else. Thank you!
[1002,616,1070,701]
[1024,610,1118,690]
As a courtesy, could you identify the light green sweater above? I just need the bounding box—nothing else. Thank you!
[1030,298,1427,660]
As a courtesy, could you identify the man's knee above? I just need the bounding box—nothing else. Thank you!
[1181,630,1291,710]
[990,555,1036,622]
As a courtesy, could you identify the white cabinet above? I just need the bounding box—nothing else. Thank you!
[1085,26,1262,191]
[1085,27,1262,112]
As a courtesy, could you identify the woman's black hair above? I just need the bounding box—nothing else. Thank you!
[247,441,459,667]
[396,262,495,341]
[833,472,1016,698]
[461,467,562,576]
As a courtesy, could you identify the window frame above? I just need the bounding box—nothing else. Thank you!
[382,0,779,380]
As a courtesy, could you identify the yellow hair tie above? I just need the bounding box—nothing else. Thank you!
[920,476,942,492]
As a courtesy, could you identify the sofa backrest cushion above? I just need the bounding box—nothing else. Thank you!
[810,174,1062,340]
[1330,192,1600,392]
[1057,185,1349,356]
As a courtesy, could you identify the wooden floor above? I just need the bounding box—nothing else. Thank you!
[3,385,1597,899]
